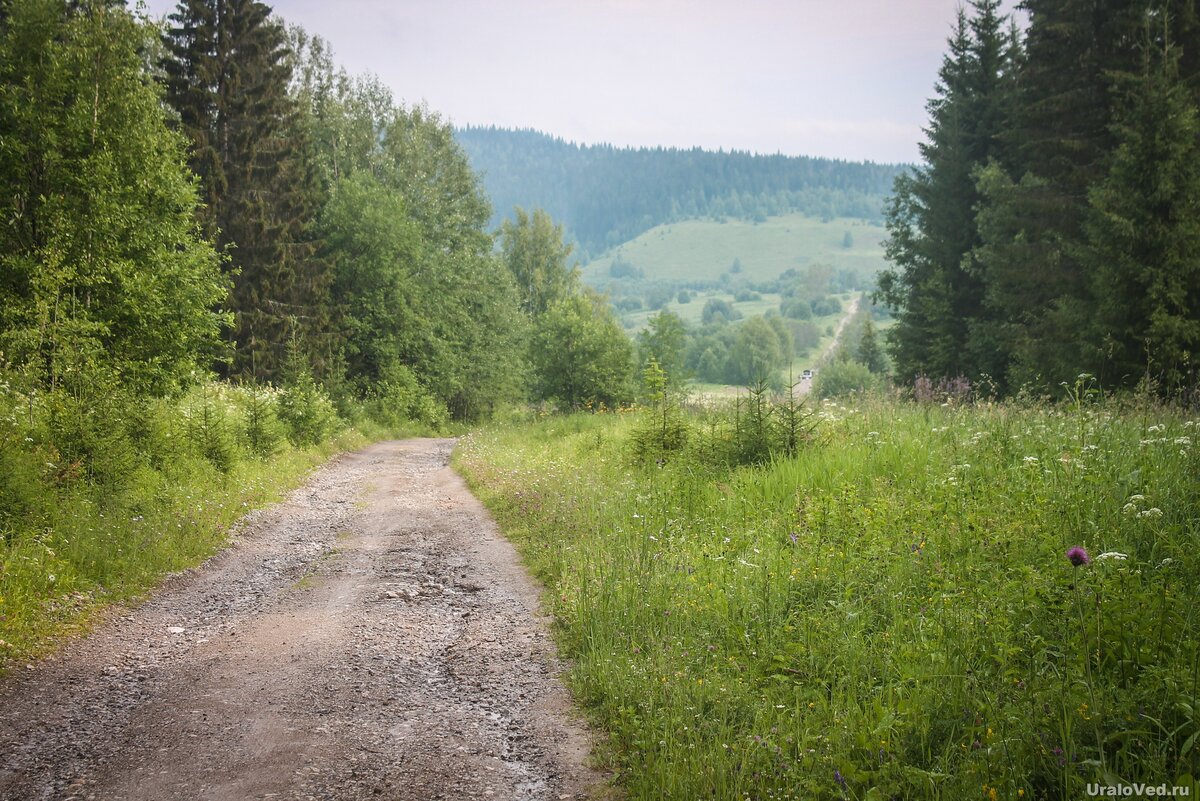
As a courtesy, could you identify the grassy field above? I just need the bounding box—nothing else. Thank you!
[456,392,1200,800]
[581,213,888,286]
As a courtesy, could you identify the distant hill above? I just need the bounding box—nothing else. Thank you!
[583,213,887,288]
[455,126,907,259]
[580,212,887,331]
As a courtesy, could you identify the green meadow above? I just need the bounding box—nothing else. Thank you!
[581,214,888,286]
[456,391,1200,800]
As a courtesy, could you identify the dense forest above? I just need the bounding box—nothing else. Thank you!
[880,0,1200,397]
[0,0,635,425]
[456,126,905,259]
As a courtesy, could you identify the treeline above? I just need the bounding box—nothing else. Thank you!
[637,309,795,391]
[0,0,640,426]
[456,126,905,258]
[880,0,1200,397]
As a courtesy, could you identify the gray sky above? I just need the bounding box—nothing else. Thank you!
[138,0,1016,165]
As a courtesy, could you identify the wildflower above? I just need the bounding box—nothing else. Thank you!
[1066,546,1090,567]
[834,769,847,791]
[1136,508,1163,519]
[1095,551,1128,561]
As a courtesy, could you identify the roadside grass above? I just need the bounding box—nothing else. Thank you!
[456,393,1200,800]
[0,380,430,669]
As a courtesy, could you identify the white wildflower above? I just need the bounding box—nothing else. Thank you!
[1136,508,1163,519]
[1095,552,1129,561]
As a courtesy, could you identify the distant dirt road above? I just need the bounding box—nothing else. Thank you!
[0,440,609,801]
[820,293,862,364]
[797,293,861,396]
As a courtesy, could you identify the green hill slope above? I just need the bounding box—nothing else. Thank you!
[581,213,887,288]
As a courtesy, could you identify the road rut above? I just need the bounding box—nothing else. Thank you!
[0,439,608,801]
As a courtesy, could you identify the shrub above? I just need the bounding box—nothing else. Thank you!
[609,258,643,279]
[368,363,448,430]
[781,297,813,320]
[277,371,340,446]
[814,359,883,398]
[810,295,843,316]
[236,385,286,458]
[701,298,741,325]
[631,359,689,462]
[182,384,238,472]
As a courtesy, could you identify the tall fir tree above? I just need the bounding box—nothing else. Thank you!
[162,0,328,380]
[878,0,1015,384]
[972,0,1140,388]
[1086,21,1200,391]
[972,0,1200,392]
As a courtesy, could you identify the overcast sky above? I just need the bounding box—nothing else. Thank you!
[137,0,1020,165]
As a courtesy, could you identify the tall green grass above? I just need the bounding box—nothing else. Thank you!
[456,394,1200,800]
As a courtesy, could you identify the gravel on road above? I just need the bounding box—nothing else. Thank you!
[0,439,610,801]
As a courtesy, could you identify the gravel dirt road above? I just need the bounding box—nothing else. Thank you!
[0,439,610,801]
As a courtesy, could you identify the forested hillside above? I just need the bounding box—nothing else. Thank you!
[456,126,906,258]
[880,0,1200,397]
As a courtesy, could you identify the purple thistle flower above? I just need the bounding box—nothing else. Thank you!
[1066,546,1090,567]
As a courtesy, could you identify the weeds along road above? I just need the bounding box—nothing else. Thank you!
[0,440,607,801]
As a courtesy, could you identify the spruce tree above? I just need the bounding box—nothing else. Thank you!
[974,0,1150,389]
[1086,25,1200,392]
[162,0,328,380]
[878,1,1015,384]
[857,318,887,374]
